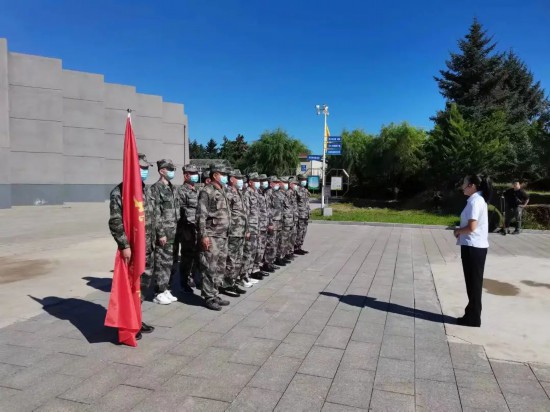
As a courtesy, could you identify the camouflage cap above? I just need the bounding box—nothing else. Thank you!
[182,164,199,173]
[268,175,280,182]
[138,153,153,167]
[258,174,268,180]
[248,172,260,180]
[289,177,298,184]
[229,169,244,179]
[297,174,308,180]
[280,176,289,183]
[209,164,226,174]
[157,159,175,170]
[202,170,210,179]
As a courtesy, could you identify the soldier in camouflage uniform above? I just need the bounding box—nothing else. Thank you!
[295,174,310,254]
[264,176,283,271]
[151,159,180,305]
[174,164,200,294]
[288,177,299,259]
[239,172,261,287]
[276,176,293,266]
[255,174,270,277]
[108,153,155,337]
[196,164,231,311]
[221,169,249,297]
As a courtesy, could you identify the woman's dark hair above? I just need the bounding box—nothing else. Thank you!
[465,174,493,203]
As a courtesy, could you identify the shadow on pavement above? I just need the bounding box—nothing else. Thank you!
[28,295,117,344]
[320,292,456,324]
[83,276,112,292]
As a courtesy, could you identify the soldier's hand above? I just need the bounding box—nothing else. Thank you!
[121,248,132,264]
[245,232,250,240]
[201,237,211,251]
[159,236,167,246]
[268,225,274,233]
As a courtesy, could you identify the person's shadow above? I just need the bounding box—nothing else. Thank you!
[82,276,112,293]
[29,296,117,343]
[320,292,456,324]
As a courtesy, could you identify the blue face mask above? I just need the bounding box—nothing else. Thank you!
[190,174,199,183]
[220,175,228,185]
[254,182,261,190]
[236,179,244,190]
[166,170,175,180]
[274,184,280,191]
[300,180,307,187]
[283,183,289,191]
[140,168,149,182]
[293,185,298,191]
[261,181,269,189]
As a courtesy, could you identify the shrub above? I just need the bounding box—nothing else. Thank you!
[523,205,550,230]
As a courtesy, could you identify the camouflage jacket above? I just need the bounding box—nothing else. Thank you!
[289,189,298,222]
[196,183,230,239]
[151,180,179,243]
[266,188,283,225]
[296,186,310,219]
[227,186,248,237]
[176,183,199,227]
[257,189,269,231]
[281,190,294,227]
[108,183,155,252]
[243,186,260,234]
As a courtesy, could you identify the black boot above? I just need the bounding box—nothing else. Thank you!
[205,299,222,311]
[140,322,155,334]
[275,258,287,266]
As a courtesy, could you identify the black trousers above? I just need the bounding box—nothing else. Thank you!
[461,246,487,324]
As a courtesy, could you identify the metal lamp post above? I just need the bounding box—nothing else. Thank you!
[315,104,329,210]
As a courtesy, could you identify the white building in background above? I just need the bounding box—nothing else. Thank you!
[297,154,324,176]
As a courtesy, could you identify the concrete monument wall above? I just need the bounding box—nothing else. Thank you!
[0,38,189,208]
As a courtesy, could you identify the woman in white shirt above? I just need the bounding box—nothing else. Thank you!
[453,175,492,327]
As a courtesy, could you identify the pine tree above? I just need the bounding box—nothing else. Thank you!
[205,139,219,159]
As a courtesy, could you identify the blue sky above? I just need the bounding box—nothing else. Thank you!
[1,0,549,155]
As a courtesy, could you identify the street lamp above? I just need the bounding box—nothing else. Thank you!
[315,104,329,210]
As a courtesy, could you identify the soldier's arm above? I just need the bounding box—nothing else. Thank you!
[196,189,209,239]
[152,185,166,240]
[108,189,130,250]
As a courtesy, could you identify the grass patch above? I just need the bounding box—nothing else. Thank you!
[311,203,459,226]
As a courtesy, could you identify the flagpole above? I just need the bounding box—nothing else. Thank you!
[316,104,329,211]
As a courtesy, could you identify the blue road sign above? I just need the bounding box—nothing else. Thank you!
[327,143,342,149]
[328,136,342,142]
[307,155,322,161]
[301,164,307,172]
[327,150,341,155]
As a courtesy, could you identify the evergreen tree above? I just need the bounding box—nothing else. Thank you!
[189,139,207,159]
[205,138,219,159]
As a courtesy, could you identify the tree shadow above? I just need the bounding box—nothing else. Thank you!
[320,292,456,324]
[82,276,112,293]
[28,295,117,344]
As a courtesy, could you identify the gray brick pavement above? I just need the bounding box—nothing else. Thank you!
[1,224,550,411]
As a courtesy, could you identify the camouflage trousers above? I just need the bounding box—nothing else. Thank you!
[264,223,280,264]
[253,230,268,272]
[178,224,198,287]
[278,226,293,258]
[154,241,174,293]
[199,236,228,301]
[223,236,245,288]
[289,223,297,253]
[140,248,155,302]
[241,232,258,277]
[296,218,309,247]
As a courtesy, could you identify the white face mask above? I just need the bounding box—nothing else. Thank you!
[253,181,261,190]
[300,180,307,187]
[236,179,244,190]
[261,181,269,189]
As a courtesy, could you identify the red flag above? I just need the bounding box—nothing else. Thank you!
[105,113,145,347]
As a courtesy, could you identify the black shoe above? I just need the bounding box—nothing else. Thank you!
[140,322,155,334]
[205,299,222,311]
[294,249,306,255]
[512,229,520,235]
[299,248,309,254]
[251,272,264,280]
[220,287,240,297]
[275,258,287,266]
[456,316,480,327]
[215,296,230,306]
[260,271,269,277]
[182,283,194,293]
[285,254,295,260]
[262,264,274,273]
[233,285,246,295]
[136,331,143,340]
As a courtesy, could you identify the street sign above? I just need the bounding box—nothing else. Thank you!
[307,155,322,161]
[300,164,307,172]
[328,136,341,142]
[327,150,341,155]
[327,143,341,149]
[307,175,320,189]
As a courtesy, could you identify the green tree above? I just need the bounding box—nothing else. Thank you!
[336,129,374,184]
[219,134,249,168]
[243,129,308,176]
[204,138,219,159]
[189,139,207,159]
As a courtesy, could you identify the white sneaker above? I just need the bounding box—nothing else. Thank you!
[165,290,178,302]
[240,279,253,288]
[248,278,259,284]
[153,291,172,305]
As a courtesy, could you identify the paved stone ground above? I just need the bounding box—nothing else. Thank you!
[1,223,550,411]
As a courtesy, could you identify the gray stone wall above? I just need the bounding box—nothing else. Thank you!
[0,38,189,208]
